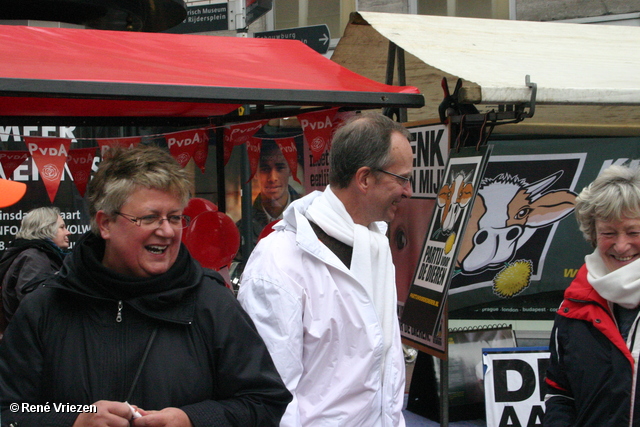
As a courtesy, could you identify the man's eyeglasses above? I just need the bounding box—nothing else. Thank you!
[374,168,412,187]
[115,212,191,229]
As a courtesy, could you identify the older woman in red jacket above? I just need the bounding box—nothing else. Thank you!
[545,164,640,426]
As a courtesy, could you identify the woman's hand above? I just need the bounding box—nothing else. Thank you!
[72,400,133,427]
[132,407,193,427]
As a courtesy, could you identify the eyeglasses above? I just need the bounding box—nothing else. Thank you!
[374,168,412,187]
[115,211,191,229]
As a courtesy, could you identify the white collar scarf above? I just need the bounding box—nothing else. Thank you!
[586,249,640,309]
[305,186,397,376]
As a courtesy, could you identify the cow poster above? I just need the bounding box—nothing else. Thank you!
[449,152,583,317]
[401,145,491,354]
[448,137,640,321]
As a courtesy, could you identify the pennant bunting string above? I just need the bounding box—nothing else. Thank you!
[0,109,343,200]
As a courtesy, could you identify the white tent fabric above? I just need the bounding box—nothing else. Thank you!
[332,12,640,135]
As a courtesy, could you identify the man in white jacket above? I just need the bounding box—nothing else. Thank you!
[238,113,413,427]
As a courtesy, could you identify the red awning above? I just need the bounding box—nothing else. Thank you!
[0,25,423,119]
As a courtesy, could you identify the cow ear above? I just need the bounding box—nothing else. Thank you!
[526,191,576,227]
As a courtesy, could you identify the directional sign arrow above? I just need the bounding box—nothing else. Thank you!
[254,24,331,54]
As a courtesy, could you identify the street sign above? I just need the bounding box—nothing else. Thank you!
[246,0,272,26]
[254,24,331,54]
[164,4,228,34]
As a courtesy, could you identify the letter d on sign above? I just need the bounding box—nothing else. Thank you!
[493,359,536,403]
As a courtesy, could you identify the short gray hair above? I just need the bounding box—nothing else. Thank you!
[575,164,640,246]
[86,145,193,234]
[329,113,410,189]
[16,206,61,241]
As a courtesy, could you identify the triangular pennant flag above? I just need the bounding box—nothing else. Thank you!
[246,137,262,183]
[297,107,340,163]
[0,151,29,179]
[223,137,234,167]
[275,137,301,184]
[165,128,208,168]
[333,110,357,131]
[25,137,71,203]
[96,137,141,159]
[193,132,209,173]
[66,147,97,197]
[223,120,269,166]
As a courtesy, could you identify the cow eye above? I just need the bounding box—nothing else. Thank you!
[514,207,532,220]
[394,229,407,250]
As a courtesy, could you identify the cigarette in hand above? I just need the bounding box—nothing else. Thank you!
[125,401,142,419]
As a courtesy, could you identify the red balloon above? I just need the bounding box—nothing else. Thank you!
[183,197,218,218]
[182,198,240,271]
[258,220,280,242]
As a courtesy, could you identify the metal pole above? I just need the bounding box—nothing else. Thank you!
[440,357,449,426]
[239,142,254,261]
[215,126,226,212]
[385,41,396,86]
[396,45,408,123]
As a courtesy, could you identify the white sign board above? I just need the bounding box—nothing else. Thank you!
[483,347,550,427]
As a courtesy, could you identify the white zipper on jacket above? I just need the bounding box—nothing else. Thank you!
[116,300,123,323]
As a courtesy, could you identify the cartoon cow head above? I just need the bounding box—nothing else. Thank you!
[437,169,474,234]
[457,171,576,273]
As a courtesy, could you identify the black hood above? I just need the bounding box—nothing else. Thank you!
[49,232,202,324]
[0,238,66,265]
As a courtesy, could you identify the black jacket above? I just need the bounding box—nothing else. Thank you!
[544,265,640,426]
[0,232,291,427]
[0,238,66,325]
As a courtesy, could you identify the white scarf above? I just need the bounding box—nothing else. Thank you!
[305,186,397,376]
[586,249,640,309]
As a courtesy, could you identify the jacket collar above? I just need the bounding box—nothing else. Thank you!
[560,264,634,366]
[48,232,201,324]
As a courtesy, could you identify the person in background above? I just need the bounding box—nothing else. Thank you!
[238,140,301,247]
[0,206,70,328]
[238,113,413,426]
[0,145,291,427]
[0,177,27,334]
[544,164,640,426]
[233,140,301,282]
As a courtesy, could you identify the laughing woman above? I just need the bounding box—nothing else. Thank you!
[544,164,640,427]
[0,145,290,427]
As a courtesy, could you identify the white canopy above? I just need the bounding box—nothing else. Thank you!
[332,11,640,135]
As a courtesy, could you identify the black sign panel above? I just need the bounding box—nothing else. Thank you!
[246,0,272,26]
[164,4,228,34]
[254,24,331,54]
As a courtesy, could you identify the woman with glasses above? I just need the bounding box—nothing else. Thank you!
[0,145,291,427]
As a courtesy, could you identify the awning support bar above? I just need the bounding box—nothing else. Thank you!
[383,41,408,123]
[449,75,537,126]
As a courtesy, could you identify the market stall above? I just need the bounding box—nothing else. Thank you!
[0,23,424,267]
[333,11,640,136]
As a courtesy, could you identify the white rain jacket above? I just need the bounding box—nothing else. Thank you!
[238,191,406,427]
